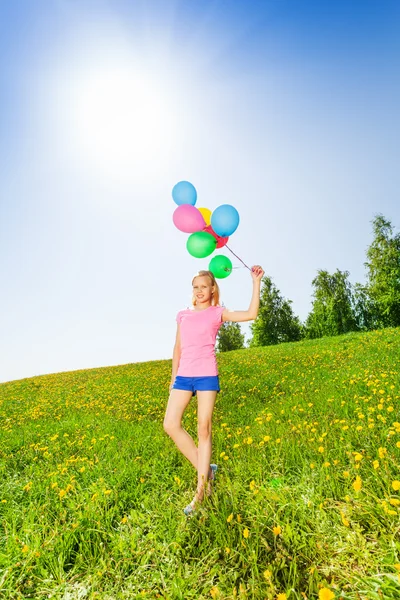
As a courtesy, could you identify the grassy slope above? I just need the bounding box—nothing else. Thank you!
[0,327,400,599]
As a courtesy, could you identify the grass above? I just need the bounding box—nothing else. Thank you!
[0,327,400,599]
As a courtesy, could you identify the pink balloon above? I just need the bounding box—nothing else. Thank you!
[173,204,206,233]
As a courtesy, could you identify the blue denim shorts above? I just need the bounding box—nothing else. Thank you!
[172,375,220,396]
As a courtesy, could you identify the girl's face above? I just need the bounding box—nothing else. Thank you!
[192,276,214,305]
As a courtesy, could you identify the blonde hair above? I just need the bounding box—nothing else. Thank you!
[191,270,221,307]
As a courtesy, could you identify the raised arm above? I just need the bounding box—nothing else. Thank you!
[170,323,181,391]
[222,265,264,323]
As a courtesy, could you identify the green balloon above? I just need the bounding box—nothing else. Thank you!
[187,231,217,258]
[209,255,232,278]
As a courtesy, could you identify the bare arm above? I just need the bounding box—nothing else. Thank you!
[222,265,264,323]
[170,323,181,390]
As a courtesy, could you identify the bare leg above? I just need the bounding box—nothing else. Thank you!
[163,389,198,466]
[192,390,217,505]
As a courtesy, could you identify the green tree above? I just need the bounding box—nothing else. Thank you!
[304,269,358,339]
[363,214,400,328]
[217,321,245,352]
[250,275,303,347]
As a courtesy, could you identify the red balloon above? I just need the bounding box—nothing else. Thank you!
[203,225,229,249]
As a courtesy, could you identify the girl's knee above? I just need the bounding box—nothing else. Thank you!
[197,421,212,440]
[163,418,179,435]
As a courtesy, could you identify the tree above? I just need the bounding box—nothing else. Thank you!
[217,321,245,352]
[249,275,303,347]
[363,214,400,328]
[304,269,358,339]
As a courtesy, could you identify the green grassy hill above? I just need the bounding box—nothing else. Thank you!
[1,328,400,599]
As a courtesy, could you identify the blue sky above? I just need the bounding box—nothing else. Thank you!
[1,0,399,384]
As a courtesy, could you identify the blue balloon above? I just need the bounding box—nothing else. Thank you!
[172,181,197,206]
[211,204,240,237]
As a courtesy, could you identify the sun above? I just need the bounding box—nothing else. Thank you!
[70,61,177,181]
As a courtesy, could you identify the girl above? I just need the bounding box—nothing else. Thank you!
[163,265,264,515]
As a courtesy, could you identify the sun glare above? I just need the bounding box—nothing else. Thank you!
[71,62,177,181]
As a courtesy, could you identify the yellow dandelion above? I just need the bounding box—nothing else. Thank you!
[354,453,363,462]
[310,463,315,469]
[21,545,29,554]
[389,498,400,506]
[246,437,253,445]
[340,511,349,527]
[343,471,350,478]
[263,569,271,580]
[227,513,234,523]
[273,525,282,536]
[59,489,66,499]
[353,475,362,492]
[378,447,387,458]
[243,528,249,539]
[373,460,379,469]
[237,514,242,523]
[319,588,335,600]
[210,586,220,598]
[249,480,256,490]
[392,480,400,491]
[318,446,324,453]
[276,594,287,600]
[225,547,231,554]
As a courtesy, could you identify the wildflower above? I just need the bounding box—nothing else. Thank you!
[354,453,363,462]
[318,446,324,453]
[264,436,271,442]
[225,547,231,554]
[310,463,315,469]
[243,528,249,539]
[378,447,387,458]
[237,514,242,523]
[273,525,282,536]
[277,594,287,600]
[246,437,253,445]
[121,516,128,523]
[210,587,220,598]
[340,511,349,527]
[21,545,29,553]
[23,482,32,492]
[227,513,233,523]
[249,480,256,490]
[373,460,379,469]
[104,489,112,495]
[263,569,271,579]
[389,498,400,506]
[343,471,350,478]
[319,589,335,600]
[353,476,362,492]
[392,481,400,491]
[59,489,66,499]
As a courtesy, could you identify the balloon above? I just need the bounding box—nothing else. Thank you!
[173,205,206,233]
[172,181,197,206]
[209,255,232,278]
[203,224,229,249]
[211,204,240,237]
[198,207,212,226]
[187,231,217,258]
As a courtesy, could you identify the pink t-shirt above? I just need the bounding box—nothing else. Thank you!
[176,305,225,377]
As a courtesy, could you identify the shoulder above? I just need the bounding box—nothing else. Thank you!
[211,304,226,322]
[176,307,190,323]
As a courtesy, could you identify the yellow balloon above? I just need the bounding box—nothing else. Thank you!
[198,207,212,226]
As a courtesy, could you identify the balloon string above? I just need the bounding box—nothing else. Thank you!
[225,244,251,271]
